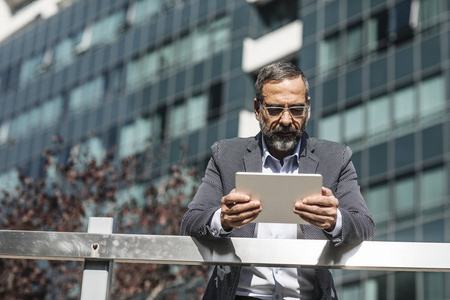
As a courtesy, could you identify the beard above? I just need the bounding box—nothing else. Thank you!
[259,117,306,153]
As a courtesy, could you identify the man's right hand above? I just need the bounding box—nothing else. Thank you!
[220,189,262,231]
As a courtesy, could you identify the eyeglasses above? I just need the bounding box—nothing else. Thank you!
[259,101,309,118]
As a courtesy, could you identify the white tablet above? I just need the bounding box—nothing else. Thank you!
[235,172,322,224]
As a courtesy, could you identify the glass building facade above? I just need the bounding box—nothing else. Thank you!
[301,0,450,299]
[0,0,449,299]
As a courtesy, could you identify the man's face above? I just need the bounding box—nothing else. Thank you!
[254,76,310,154]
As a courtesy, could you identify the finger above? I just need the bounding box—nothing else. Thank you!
[225,200,262,215]
[300,194,338,207]
[221,192,251,206]
[294,203,335,216]
[294,210,334,229]
[222,206,262,228]
[322,187,333,196]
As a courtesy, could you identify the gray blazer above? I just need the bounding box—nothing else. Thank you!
[181,133,375,300]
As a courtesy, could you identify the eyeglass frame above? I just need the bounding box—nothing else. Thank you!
[258,100,310,118]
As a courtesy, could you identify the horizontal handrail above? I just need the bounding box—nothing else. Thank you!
[1,230,449,272]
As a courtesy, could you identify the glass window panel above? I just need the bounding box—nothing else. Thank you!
[346,68,362,98]
[391,0,414,41]
[159,44,174,75]
[395,46,413,79]
[419,75,444,118]
[419,0,440,24]
[365,276,387,300]
[370,58,387,89]
[421,167,446,206]
[366,184,389,222]
[152,113,162,144]
[174,35,190,67]
[342,283,360,299]
[346,25,362,60]
[19,54,43,86]
[369,143,387,176]
[396,227,415,242]
[70,85,85,112]
[421,36,440,70]
[82,137,104,163]
[211,16,231,54]
[395,272,416,299]
[394,85,415,125]
[0,122,9,145]
[423,220,444,243]
[347,0,362,18]
[320,34,339,74]
[168,102,186,138]
[394,176,415,213]
[136,117,152,152]
[395,134,414,168]
[192,25,209,63]
[424,273,445,300]
[40,103,52,128]
[344,105,364,142]
[119,123,135,158]
[187,94,208,132]
[69,77,105,114]
[368,95,389,135]
[0,169,19,194]
[368,11,388,52]
[53,38,74,69]
[8,118,16,138]
[319,114,341,142]
[126,60,140,92]
[28,107,40,129]
[422,125,443,160]
[134,0,163,25]
[322,77,338,108]
[144,51,158,83]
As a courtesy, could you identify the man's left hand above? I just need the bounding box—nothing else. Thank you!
[293,187,338,231]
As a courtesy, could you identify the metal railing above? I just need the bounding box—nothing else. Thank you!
[1,217,450,299]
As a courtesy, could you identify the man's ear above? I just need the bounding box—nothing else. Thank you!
[254,98,260,120]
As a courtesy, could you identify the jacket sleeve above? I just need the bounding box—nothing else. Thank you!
[180,142,225,238]
[328,146,375,246]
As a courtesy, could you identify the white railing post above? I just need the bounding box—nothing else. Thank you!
[80,217,115,300]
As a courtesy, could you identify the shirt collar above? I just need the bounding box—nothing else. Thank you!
[261,135,302,168]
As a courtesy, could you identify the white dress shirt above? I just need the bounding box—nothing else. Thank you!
[210,137,342,299]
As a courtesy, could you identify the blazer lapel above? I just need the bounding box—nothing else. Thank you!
[243,133,263,173]
[298,133,319,174]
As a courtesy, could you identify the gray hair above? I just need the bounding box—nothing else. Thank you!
[255,61,309,102]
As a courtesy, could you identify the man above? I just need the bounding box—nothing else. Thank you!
[181,61,375,300]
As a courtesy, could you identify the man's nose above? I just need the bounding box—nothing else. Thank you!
[280,110,293,126]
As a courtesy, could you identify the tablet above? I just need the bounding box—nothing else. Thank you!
[235,172,322,224]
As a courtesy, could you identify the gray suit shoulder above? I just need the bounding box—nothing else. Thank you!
[211,136,259,156]
[308,137,352,160]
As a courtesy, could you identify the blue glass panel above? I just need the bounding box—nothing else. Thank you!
[322,77,338,108]
[346,67,362,99]
[369,143,387,176]
[395,134,414,168]
[325,1,339,28]
[421,35,440,70]
[395,45,413,79]
[370,57,387,89]
[422,124,443,160]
